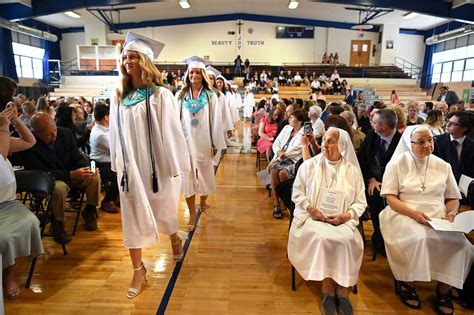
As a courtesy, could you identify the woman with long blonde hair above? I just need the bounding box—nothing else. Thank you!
[177,56,226,231]
[109,32,190,299]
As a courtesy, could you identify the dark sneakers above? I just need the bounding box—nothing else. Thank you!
[82,206,98,231]
[48,221,72,244]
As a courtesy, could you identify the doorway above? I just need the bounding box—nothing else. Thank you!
[350,40,371,66]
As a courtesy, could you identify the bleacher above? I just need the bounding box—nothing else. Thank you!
[255,86,344,102]
[372,85,431,104]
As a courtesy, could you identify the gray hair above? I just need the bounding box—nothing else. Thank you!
[309,105,322,117]
[375,108,398,129]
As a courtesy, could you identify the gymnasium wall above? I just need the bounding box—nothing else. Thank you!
[60,19,425,67]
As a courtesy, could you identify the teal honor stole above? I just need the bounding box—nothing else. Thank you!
[183,86,207,127]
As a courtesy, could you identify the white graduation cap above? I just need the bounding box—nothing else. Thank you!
[216,74,229,86]
[184,55,212,70]
[205,65,221,78]
[123,32,165,61]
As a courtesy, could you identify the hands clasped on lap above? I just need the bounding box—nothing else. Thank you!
[306,205,351,226]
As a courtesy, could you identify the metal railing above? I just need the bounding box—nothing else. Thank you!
[394,57,422,80]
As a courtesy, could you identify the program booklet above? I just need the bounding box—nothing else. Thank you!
[428,211,474,233]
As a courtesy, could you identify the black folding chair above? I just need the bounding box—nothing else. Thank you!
[65,189,86,236]
[15,170,67,288]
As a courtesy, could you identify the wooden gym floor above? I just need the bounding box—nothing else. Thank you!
[4,153,473,314]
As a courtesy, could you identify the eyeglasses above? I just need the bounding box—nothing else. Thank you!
[411,137,435,146]
[446,121,461,127]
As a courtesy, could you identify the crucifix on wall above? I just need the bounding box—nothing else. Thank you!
[236,20,243,55]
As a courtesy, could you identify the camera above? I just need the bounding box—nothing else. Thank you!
[90,160,96,173]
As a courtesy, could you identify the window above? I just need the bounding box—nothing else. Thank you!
[12,41,45,79]
[431,34,474,84]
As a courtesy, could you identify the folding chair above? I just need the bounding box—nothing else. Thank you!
[65,189,86,236]
[15,170,67,288]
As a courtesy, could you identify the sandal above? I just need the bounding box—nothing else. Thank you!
[435,285,454,315]
[5,283,21,300]
[127,263,147,299]
[171,231,188,262]
[273,205,283,219]
[394,279,421,309]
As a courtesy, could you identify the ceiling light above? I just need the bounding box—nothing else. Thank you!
[65,11,81,19]
[179,0,191,9]
[425,24,474,45]
[288,1,299,9]
[351,24,374,30]
[403,12,419,19]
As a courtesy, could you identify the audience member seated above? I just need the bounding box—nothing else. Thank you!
[435,102,449,119]
[330,69,340,81]
[84,101,94,116]
[0,77,43,301]
[275,104,293,139]
[260,70,268,83]
[19,101,36,130]
[318,72,328,83]
[355,91,365,106]
[356,105,371,135]
[380,125,473,314]
[268,109,305,219]
[293,72,303,86]
[341,111,365,153]
[89,103,119,213]
[55,104,92,150]
[324,115,353,140]
[278,70,286,86]
[328,53,334,64]
[310,78,320,93]
[424,110,444,136]
[308,105,325,141]
[257,106,283,161]
[343,88,354,106]
[251,99,267,140]
[326,103,345,116]
[390,105,407,134]
[333,52,339,65]
[333,78,342,95]
[406,101,424,126]
[322,52,329,64]
[286,71,293,86]
[358,108,401,257]
[288,127,367,315]
[437,86,459,106]
[433,111,474,207]
[12,113,101,243]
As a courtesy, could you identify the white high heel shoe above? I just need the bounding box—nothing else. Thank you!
[171,231,188,262]
[127,263,147,299]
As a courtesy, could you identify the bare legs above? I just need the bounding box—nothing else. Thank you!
[185,195,196,230]
[3,261,20,300]
[270,168,289,206]
[127,248,146,298]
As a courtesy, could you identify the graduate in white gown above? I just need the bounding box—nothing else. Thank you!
[205,66,234,142]
[379,125,473,313]
[243,87,255,119]
[217,75,239,145]
[288,127,367,315]
[177,56,226,231]
[109,32,191,299]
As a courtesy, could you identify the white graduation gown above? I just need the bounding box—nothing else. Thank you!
[177,90,226,197]
[217,92,234,132]
[226,92,240,123]
[380,152,473,288]
[288,155,367,287]
[243,92,255,119]
[109,87,190,248]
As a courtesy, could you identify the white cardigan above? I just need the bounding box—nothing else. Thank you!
[272,125,304,163]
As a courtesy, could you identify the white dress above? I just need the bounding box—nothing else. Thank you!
[109,87,190,248]
[177,90,226,197]
[288,156,367,287]
[380,152,473,288]
[311,118,325,139]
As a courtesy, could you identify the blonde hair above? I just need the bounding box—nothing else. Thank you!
[390,105,407,129]
[178,68,216,101]
[116,50,168,101]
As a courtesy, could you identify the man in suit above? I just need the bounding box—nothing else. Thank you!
[433,111,474,208]
[358,108,401,257]
[12,112,101,243]
[437,86,459,106]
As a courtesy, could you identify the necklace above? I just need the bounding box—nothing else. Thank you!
[411,154,430,192]
[322,158,342,189]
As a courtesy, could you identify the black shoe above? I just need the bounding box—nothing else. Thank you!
[394,279,421,309]
[435,285,454,315]
[82,206,98,231]
[48,221,72,244]
[321,294,336,315]
[336,295,353,315]
[100,201,119,213]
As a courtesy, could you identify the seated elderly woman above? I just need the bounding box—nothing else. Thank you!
[380,125,473,314]
[308,105,325,141]
[267,109,305,219]
[288,127,367,315]
[0,76,43,301]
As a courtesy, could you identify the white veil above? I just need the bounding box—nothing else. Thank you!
[327,127,361,171]
[392,125,432,159]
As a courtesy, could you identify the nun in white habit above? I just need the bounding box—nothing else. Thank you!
[288,127,367,315]
[177,56,226,231]
[379,125,473,313]
[110,32,190,299]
